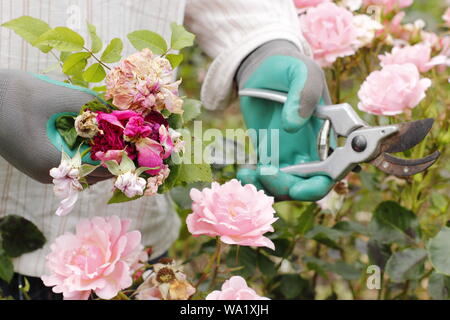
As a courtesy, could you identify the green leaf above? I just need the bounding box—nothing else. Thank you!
[83,63,106,82]
[177,163,212,184]
[385,248,427,283]
[0,249,13,283]
[369,201,419,245]
[297,204,317,236]
[87,22,102,53]
[257,251,277,278]
[333,221,368,236]
[0,215,46,258]
[62,52,91,75]
[428,227,450,276]
[170,23,195,50]
[80,99,109,113]
[303,256,331,279]
[168,113,184,129]
[107,189,143,204]
[127,30,167,55]
[80,164,99,177]
[262,238,291,257]
[166,53,184,69]
[329,261,362,280]
[367,240,391,270]
[1,16,52,52]
[55,115,80,149]
[278,274,309,299]
[306,226,344,249]
[428,272,450,300]
[100,38,123,63]
[182,99,202,123]
[34,27,84,51]
[431,193,448,213]
[226,246,257,278]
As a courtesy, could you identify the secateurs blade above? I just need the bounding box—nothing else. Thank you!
[238,88,440,181]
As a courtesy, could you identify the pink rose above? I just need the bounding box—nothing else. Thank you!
[358,63,431,116]
[206,276,269,300]
[186,179,277,250]
[41,216,148,300]
[379,44,446,73]
[293,0,330,8]
[443,8,450,27]
[299,3,357,67]
[363,0,413,13]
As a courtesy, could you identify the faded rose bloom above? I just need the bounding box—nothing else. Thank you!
[379,44,447,73]
[293,0,330,8]
[443,8,450,27]
[299,2,357,67]
[358,63,431,116]
[41,216,148,300]
[187,179,277,249]
[169,128,185,153]
[206,276,269,300]
[363,0,413,13]
[136,260,195,300]
[105,48,183,114]
[115,171,147,198]
[352,14,383,49]
[317,181,348,214]
[75,111,99,138]
[50,153,83,216]
[144,165,170,196]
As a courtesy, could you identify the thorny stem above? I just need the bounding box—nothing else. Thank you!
[195,237,222,289]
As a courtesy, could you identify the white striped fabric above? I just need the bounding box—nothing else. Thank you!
[185,0,312,111]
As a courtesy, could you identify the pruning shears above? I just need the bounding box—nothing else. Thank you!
[239,88,440,181]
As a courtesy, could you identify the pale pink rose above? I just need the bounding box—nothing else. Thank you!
[50,157,83,217]
[363,0,413,13]
[358,63,431,116]
[186,179,277,250]
[158,125,174,159]
[114,171,147,198]
[105,48,183,114]
[206,276,269,300]
[41,216,148,300]
[293,0,330,8]
[379,44,446,73]
[299,3,357,67]
[443,8,450,27]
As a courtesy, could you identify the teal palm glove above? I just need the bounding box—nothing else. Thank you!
[0,69,110,184]
[236,40,334,201]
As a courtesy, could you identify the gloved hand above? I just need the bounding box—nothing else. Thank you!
[0,69,111,184]
[236,40,334,201]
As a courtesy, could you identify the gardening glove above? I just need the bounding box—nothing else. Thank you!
[0,69,111,184]
[236,40,334,201]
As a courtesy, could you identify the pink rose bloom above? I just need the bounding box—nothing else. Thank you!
[443,8,450,27]
[105,48,183,114]
[358,63,432,116]
[186,179,277,249]
[206,276,269,300]
[363,0,413,13]
[299,3,357,67]
[293,0,330,8]
[379,44,447,73]
[41,216,148,300]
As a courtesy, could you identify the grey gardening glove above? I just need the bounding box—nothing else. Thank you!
[236,40,335,201]
[0,69,111,184]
